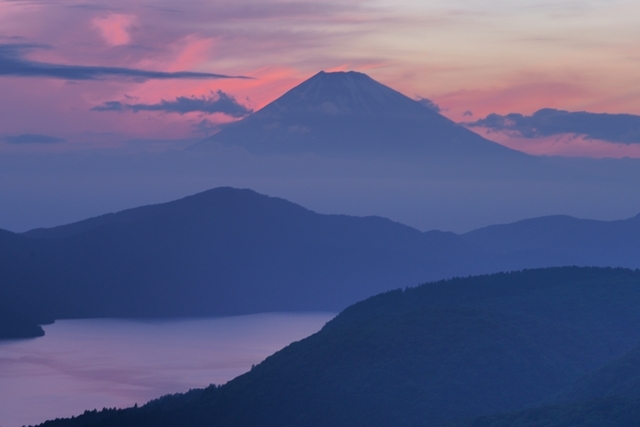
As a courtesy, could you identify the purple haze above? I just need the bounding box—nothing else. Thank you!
[0,313,334,427]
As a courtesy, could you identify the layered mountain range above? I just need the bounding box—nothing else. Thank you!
[2,187,640,339]
[7,71,640,426]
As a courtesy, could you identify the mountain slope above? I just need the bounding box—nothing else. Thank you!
[0,229,55,331]
[35,267,640,427]
[463,214,640,269]
[446,396,640,427]
[0,305,44,339]
[191,71,526,159]
[1,187,494,319]
[557,346,640,403]
[449,345,640,427]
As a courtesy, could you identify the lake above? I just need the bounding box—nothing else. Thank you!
[0,312,335,427]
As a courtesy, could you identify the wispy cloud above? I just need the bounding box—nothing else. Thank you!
[416,97,441,113]
[0,44,249,81]
[91,90,252,117]
[467,109,640,144]
[92,14,137,46]
[3,134,66,144]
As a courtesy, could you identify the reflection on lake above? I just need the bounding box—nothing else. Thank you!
[0,312,334,427]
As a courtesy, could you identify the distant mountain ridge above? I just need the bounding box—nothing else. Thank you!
[0,187,494,322]
[191,71,526,158]
[462,213,640,269]
[2,187,640,338]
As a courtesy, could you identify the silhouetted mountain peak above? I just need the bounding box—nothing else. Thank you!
[191,70,525,158]
[260,70,431,118]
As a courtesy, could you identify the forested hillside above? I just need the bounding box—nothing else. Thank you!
[36,267,640,427]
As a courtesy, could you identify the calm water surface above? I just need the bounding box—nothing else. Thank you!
[0,312,334,427]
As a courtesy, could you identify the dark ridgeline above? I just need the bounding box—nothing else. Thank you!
[1,187,495,321]
[190,70,527,160]
[461,213,640,269]
[34,268,640,427]
[3,187,640,332]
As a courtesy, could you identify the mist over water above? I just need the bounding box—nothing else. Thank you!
[0,313,334,427]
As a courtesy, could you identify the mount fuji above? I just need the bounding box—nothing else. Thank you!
[191,71,526,159]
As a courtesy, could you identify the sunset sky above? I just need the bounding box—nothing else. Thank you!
[1,0,640,156]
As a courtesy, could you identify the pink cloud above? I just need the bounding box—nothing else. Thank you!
[436,80,592,123]
[169,36,216,72]
[92,14,137,46]
[2,0,640,158]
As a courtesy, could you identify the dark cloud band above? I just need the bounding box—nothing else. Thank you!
[3,134,66,144]
[92,90,252,117]
[467,108,640,144]
[0,44,250,81]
